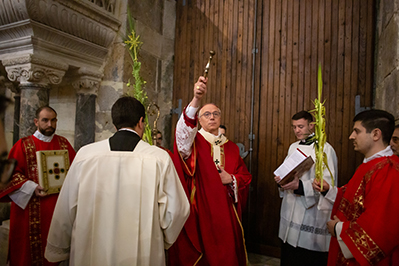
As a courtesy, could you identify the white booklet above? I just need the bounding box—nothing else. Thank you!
[273,148,314,186]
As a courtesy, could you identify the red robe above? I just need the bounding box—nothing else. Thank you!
[328,156,399,266]
[168,111,252,266]
[0,134,76,266]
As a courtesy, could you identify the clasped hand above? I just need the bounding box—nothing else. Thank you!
[218,165,233,185]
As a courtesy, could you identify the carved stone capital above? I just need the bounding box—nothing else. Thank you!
[6,64,66,85]
[72,75,102,95]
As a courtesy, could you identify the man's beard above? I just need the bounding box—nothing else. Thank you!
[39,127,55,136]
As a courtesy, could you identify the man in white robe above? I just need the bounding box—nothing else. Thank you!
[274,110,338,266]
[44,96,190,266]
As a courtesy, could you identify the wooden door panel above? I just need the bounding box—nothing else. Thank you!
[173,0,375,257]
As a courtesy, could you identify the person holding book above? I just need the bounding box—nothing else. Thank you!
[314,109,399,265]
[274,110,338,266]
[0,106,76,266]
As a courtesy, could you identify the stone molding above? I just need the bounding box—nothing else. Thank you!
[0,0,120,47]
[4,56,68,86]
[1,54,69,71]
[0,0,121,71]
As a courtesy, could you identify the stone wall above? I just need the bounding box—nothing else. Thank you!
[97,0,176,149]
[375,0,399,120]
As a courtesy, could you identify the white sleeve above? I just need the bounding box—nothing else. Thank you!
[318,186,338,210]
[336,222,354,259]
[8,180,38,209]
[45,161,80,263]
[176,106,199,159]
[317,144,339,210]
[159,158,190,249]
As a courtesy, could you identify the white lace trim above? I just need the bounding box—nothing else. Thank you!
[176,113,198,159]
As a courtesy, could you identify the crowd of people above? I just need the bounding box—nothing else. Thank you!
[0,75,398,265]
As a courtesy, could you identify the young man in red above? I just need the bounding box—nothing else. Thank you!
[314,109,399,265]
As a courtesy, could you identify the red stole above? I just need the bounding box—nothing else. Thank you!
[0,135,76,266]
[169,133,248,266]
[328,156,399,266]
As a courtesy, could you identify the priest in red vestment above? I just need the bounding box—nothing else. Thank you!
[0,106,76,266]
[313,109,399,266]
[168,76,252,266]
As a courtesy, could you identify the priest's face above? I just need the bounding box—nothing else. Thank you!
[390,127,399,156]
[35,108,57,136]
[199,104,221,136]
[292,118,313,141]
[349,121,375,157]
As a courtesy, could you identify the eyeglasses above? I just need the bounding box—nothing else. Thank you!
[0,159,17,184]
[200,111,221,119]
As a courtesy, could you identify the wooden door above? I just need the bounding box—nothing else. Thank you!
[172,0,375,257]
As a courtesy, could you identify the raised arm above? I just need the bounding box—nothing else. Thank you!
[175,76,208,159]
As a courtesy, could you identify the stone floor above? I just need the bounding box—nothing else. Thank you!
[248,253,281,266]
[0,220,280,266]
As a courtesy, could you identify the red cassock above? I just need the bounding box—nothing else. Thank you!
[168,112,252,266]
[0,135,76,266]
[328,156,399,266]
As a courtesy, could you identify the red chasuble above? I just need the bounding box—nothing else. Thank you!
[328,156,399,266]
[0,135,76,266]
[168,111,252,266]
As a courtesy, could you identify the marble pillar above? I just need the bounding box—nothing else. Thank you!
[19,84,49,137]
[8,85,21,144]
[3,56,68,139]
[73,75,101,151]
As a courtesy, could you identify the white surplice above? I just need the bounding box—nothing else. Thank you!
[45,139,189,266]
[278,141,338,252]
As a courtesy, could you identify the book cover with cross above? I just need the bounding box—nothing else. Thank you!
[36,150,70,195]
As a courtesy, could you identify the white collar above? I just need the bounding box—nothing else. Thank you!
[199,128,228,146]
[33,130,54,142]
[363,145,393,163]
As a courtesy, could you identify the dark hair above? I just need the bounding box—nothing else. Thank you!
[111,96,145,130]
[35,106,57,119]
[219,125,226,130]
[292,110,313,123]
[353,109,395,145]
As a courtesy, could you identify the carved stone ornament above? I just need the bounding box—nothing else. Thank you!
[72,75,102,95]
[6,63,66,85]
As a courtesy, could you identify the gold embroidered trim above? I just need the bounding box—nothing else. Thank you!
[232,204,248,266]
[22,137,44,265]
[346,222,385,265]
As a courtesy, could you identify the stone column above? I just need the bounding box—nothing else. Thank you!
[72,73,101,151]
[3,56,68,138]
[6,83,21,144]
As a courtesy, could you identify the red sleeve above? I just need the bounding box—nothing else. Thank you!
[341,159,399,266]
[182,106,198,128]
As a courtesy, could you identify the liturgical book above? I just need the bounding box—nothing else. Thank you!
[36,150,70,195]
[273,148,314,186]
